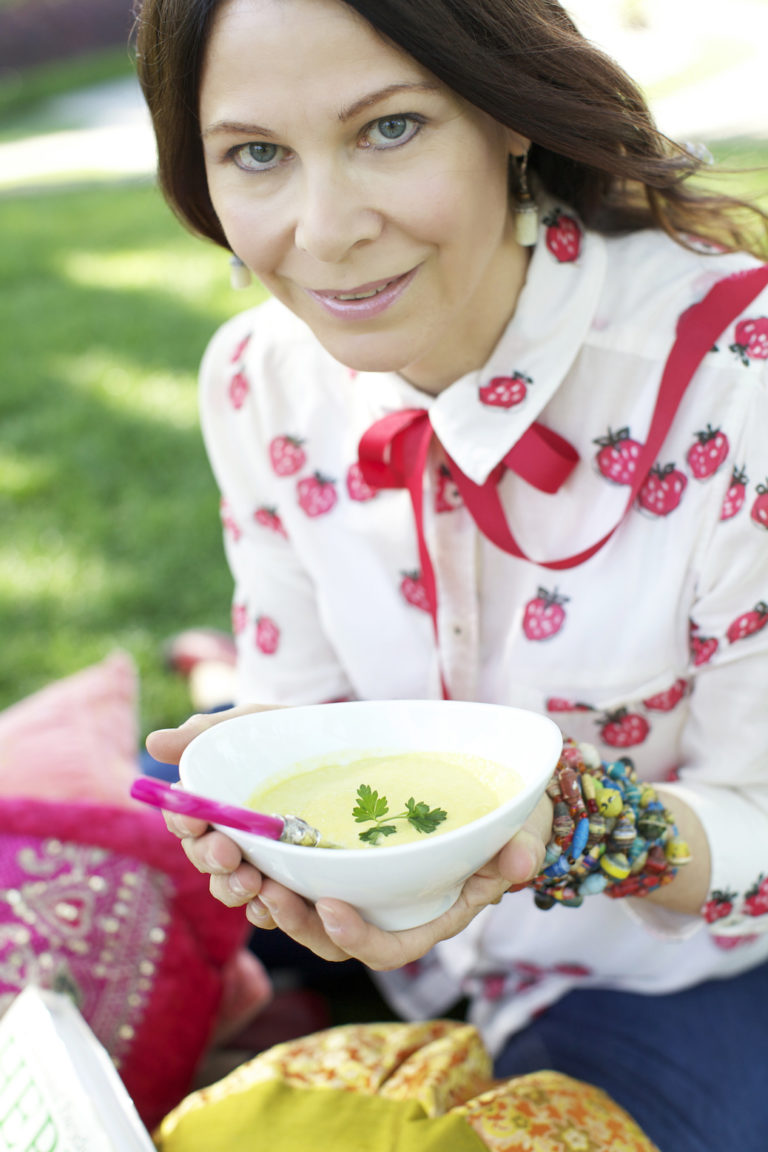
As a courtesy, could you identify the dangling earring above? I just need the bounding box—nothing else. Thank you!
[514,150,538,247]
[229,254,252,290]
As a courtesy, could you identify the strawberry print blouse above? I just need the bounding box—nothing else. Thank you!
[198,201,768,1052]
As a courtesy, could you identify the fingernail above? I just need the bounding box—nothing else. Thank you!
[229,874,253,898]
[248,898,271,922]
[316,903,342,936]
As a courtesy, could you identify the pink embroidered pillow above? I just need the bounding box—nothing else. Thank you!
[0,654,269,1130]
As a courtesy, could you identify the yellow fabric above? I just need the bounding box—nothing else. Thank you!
[153,1079,486,1151]
[154,1021,660,1152]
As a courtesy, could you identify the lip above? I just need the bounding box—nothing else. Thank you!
[305,267,417,320]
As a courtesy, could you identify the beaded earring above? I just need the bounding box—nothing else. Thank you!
[229,255,252,290]
[514,150,539,247]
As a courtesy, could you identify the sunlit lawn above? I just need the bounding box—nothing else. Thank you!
[0,177,268,733]
[0,130,765,740]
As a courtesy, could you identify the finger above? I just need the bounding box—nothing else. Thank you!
[314,864,512,972]
[180,828,245,874]
[164,810,210,839]
[146,702,284,766]
[209,861,265,907]
[254,880,354,962]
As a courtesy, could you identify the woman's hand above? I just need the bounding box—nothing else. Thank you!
[149,709,554,971]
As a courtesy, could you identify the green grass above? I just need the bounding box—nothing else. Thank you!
[0,179,268,735]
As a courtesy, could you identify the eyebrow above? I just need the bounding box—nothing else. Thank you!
[201,81,441,139]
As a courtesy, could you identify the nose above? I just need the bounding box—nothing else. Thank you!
[293,162,382,263]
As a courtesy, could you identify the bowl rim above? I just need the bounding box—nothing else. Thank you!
[179,699,562,860]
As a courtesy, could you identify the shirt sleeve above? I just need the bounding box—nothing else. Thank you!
[644,349,768,943]
[198,310,355,706]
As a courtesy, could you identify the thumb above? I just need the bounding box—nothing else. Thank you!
[145,702,283,765]
[497,793,553,888]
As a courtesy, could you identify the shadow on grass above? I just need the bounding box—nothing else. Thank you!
[0,178,267,732]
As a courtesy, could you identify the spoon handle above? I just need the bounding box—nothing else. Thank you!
[130,776,285,839]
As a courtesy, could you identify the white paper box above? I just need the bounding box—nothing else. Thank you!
[0,987,155,1152]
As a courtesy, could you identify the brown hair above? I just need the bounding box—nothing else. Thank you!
[133,0,767,257]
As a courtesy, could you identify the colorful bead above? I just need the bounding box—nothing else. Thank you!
[579,873,607,896]
[552,801,574,838]
[528,738,689,911]
[571,816,590,858]
[600,852,631,881]
[609,818,637,848]
[637,811,667,841]
[597,788,623,819]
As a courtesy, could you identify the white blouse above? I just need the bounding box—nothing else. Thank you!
[199,204,768,1051]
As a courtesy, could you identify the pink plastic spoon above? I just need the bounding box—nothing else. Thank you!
[130,776,342,848]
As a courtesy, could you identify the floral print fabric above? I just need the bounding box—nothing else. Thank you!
[155,1021,658,1151]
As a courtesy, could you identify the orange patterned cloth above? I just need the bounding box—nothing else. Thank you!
[155,1020,659,1151]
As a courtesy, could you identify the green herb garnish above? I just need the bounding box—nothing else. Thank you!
[352,784,448,845]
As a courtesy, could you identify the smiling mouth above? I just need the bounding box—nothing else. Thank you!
[305,268,417,318]
[311,273,407,300]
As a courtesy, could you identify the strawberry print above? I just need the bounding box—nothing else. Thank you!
[689,621,719,666]
[435,464,462,513]
[598,708,650,749]
[642,678,689,712]
[637,463,687,516]
[400,570,431,613]
[726,602,768,644]
[730,317,768,365]
[297,472,338,517]
[593,428,643,485]
[255,615,280,654]
[686,425,729,479]
[220,497,242,542]
[720,466,748,520]
[228,370,249,410]
[254,506,288,537]
[703,889,737,923]
[543,209,582,262]
[744,875,768,917]
[230,332,252,363]
[269,435,306,476]
[751,481,768,530]
[522,587,569,641]
[346,462,378,502]
[711,934,759,951]
[231,602,248,635]
[546,698,593,713]
[478,371,532,409]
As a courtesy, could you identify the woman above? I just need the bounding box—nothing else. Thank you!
[134,0,768,1146]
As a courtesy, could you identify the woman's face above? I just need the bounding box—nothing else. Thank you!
[199,0,528,393]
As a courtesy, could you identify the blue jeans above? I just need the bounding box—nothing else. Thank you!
[493,961,768,1152]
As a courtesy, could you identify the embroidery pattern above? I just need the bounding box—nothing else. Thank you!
[0,837,171,1069]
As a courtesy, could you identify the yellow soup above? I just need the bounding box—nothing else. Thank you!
[249,750,520,848]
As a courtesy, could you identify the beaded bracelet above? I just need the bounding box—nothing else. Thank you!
[530,738,691,910]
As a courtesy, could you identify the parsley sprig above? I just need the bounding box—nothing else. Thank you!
[352,784,448,845]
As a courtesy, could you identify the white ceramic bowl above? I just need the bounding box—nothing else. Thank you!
[179,700,562,931]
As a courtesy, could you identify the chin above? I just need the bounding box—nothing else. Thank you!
[316,331,426,379]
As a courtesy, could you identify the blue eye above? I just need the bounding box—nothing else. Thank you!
[232,142,285,171]
[377,116,408,140]
[365,115,422,149]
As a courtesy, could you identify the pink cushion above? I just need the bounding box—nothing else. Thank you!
[0,654,267,1129]
[0,650,141,807]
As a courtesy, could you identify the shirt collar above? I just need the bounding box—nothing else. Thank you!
[426,199,607,484]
